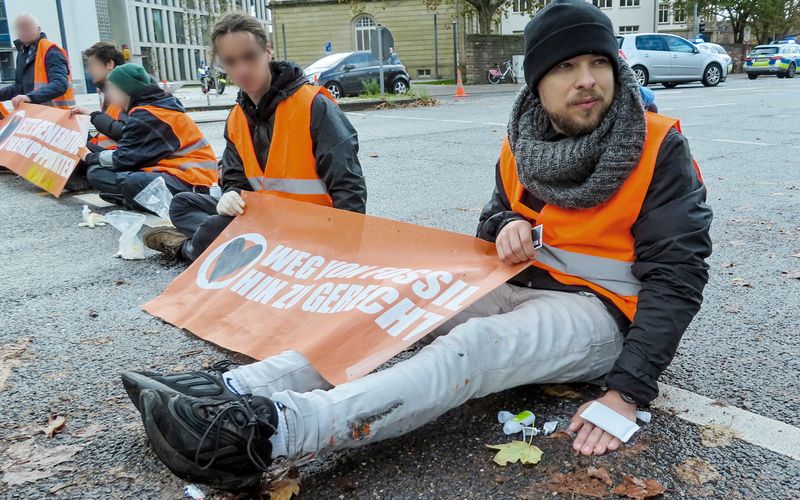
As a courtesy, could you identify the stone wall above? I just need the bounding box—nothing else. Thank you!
[719,43,748,73]
[465,34,524,84]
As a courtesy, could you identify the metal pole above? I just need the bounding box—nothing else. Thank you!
[692,2,699,38]
[378,26,385,96]
[452,20,458,81]
[434,14,439,79]
[281,24,287,61]
[55,0,68,52]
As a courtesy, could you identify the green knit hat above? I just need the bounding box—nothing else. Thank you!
[107,64,151,96]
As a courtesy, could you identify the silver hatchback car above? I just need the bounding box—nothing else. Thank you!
[618,33,728,88]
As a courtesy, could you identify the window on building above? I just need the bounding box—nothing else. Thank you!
[658,2,670,23]
[152,9,165,43]
[620,0,640,7]
[353,14,376,51]
[417,68,431,77]
[175,12,186,44]
[619,25,639,34]
[673,6,686,22]
[593,0,612,8]
[512,0,531,12]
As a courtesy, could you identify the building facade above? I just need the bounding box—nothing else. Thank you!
[270,0,465,80]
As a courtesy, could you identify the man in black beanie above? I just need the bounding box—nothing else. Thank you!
[115,2,711,491]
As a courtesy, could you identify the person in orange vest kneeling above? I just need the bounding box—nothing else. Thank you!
[80,63,218,212]
[143,12,366,261]
[120,2,711,489]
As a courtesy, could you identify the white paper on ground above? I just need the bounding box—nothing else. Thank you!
[579,401,640,442]
[72,193,114,208]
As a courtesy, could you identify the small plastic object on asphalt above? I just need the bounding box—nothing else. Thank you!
[78,205,107,229]
[133,176,173,221]
[498,410,536,435]
[579,402,640,443]
[105,210,146,260]
[636,410,652,423]
[184,484,206,500]
[542,420,559,436]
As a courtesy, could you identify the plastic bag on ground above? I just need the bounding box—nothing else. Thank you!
[133,176,173,221]
[105,210,146,260]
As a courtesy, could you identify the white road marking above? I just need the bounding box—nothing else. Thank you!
[686,102,737,109]
[654,383,800,462]
[442,119,474,123]
[712,138,773,146]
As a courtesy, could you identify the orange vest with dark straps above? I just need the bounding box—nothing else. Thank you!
[226,85,334,207]
[33,38,75,109]
[0,102,8,119]
[128,104,218,187]
[89,102,123,149]
[499,112,701,321]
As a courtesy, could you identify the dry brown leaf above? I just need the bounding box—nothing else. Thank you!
[368,152,379,158]
[722,304,742,314]
[179,348,204,358]
[80,337,112,346]
[781,269,800,280]
[588,466,613,486]
[0,338,32,391]
[612,475,666,499]
[673,457,721,485]
[541,384,583,399]
[536,469,612,498]
[546,430,574,440]
[723,261,735,268]
[729,240,747,247]
[0,438,83,486]
[699,424,739,447]
[43,415,66,438]
[269,475,301,500]
[731,277,753,288]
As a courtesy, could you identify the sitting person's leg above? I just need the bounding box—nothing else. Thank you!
[136,287,622,487]
[86,165,126,194]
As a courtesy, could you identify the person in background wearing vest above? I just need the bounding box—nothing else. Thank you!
[0,13,74,109]
[79,64,218,211]
[65,42,128,191]
[142,12,366,261]
[119,2,710,490]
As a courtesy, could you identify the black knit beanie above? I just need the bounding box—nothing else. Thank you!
[523,0,620,92]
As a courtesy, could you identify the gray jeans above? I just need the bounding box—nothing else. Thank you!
[229,284,623,458]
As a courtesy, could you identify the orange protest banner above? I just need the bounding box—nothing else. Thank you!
[144,194,527,385]
[0,103,89,197]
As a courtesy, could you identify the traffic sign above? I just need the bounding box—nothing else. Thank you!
[324,41,332,54]
[370,27,394,62]
[744,26,751,43]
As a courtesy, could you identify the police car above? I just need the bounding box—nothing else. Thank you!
[745,40,800,79]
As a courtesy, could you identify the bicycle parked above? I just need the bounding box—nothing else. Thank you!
[487,60,518,84]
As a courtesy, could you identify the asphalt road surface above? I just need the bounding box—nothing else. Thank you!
[1,74,799,499]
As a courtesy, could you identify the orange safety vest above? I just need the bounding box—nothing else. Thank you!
[226,84,334,206]
[89,102,123,149]
[129,104,218,187]
[499,112,701,321]
[33,38,75,109]
[0,102,8,118]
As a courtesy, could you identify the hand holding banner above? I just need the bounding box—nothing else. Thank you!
[0,103,89,197]
[144,194,527,384]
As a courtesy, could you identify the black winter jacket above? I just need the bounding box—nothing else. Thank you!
[476,126,713,405]
[0,33,69,104]
[219,61,367,213]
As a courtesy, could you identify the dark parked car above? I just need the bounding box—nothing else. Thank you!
[304,51,411,99]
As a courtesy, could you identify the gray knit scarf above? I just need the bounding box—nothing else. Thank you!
[507,59,646,209]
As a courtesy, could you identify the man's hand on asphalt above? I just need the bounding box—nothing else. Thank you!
[496,219,537,265]
[70,106,91,116]
[11,94,31,108]
[217,190,245,216]
[569,390,637,456]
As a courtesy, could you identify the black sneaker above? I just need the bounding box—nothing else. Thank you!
[140,389,277,491]
[121,360,242,413]
[99,192,125,205]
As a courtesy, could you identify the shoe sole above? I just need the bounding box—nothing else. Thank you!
[121,371,182,413]
[139,390,262,492]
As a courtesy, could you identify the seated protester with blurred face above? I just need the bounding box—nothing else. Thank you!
[120,1,711,491]
[81,64,218,211]
[142,12,366,261]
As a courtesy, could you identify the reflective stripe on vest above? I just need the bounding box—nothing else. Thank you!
[498,112,692,320]
[90,103,122,149]
[33,39,76,109]
[130,104,218,187]
[226,84,334,207]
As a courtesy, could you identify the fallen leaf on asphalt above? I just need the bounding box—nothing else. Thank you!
[781,269,800,280]
[537,468,611,498]
[80,337,112,346]
[70,423,104,439]
[730,277,753,288]
[729,240,747,247]
[0,438,83,486]
[588,466,613,486]
[108,466,137,480]
[699,424,740,447]
[114,279,128,285]
[611,475,666,499]
[179,348,204,358]
[673,457,721,485]
[369,152,379,158]
[43,415,66,438]
[485,441,543,466]
[269,475,301,500]
[722,304,742,314]
[546,430,573,440]
[541,384,583,399]
[723,261,735,268]
[0,338,33,391]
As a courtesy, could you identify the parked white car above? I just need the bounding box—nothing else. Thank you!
[696,41,734,75]
[617,33,728,88]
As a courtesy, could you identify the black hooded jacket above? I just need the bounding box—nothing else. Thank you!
[220,61,366,213]
[477,126,713,406]
[0,33,69,103]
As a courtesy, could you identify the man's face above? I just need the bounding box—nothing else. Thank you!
[537,54,615,137]
[215,31,272,95]
[14,16,40,46]
[105,81,130,109]
[86,56,116,85]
